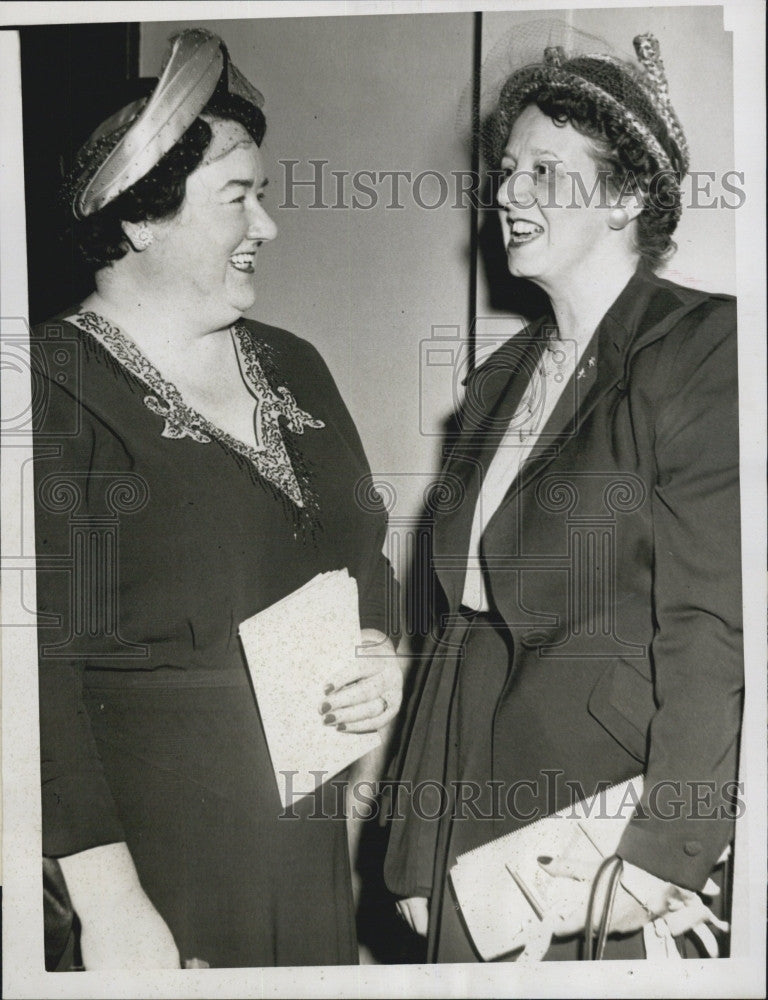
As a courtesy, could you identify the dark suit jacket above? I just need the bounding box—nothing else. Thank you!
[385,265,742,896]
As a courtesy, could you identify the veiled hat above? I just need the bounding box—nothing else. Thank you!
[68,29,265,219]
[488,32,688,179]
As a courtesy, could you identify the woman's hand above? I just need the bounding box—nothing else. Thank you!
[521,853,730,961]
[538,853,692,937]
[319,629,402,733]
[396,896,430,937]
[58,842,181,970]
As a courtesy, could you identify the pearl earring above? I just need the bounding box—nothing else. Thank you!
[608,207,630,231]
[132,222,154,250]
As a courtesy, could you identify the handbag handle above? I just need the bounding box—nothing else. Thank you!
[584,855,624,960]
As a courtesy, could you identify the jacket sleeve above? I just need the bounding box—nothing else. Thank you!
[617,300,743,890]
[35,371,126,857]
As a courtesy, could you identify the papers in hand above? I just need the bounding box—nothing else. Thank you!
[239,569,380,807]
[449,776,644,960]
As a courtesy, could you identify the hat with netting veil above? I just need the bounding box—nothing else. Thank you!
[484,26,688,180]
[68,29,265,220]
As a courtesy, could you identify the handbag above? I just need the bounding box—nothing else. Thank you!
[450,776,645,959]
[584,853,731,961]
[449,776,731,961]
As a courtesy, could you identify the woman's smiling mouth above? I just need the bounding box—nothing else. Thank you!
[229,251,256,273]
[508,218,545,246]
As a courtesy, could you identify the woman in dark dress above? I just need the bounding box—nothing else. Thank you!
[34,29,401,969]
[385,33,742,962]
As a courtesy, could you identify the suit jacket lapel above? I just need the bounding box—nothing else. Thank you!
[432,323,548,611]
[484,265,710,533]
[430,265,721,615]
[511,316,626,498]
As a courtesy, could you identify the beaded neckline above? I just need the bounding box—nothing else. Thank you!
[66,310,325,512]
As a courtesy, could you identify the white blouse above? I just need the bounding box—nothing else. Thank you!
[461,334,594,611]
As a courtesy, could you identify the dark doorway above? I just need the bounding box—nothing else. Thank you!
[15,22,139,324]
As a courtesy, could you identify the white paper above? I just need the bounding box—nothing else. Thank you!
[239,569,380,807]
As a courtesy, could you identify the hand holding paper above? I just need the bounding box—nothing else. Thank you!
[239,570,383,808]
[319,628,401,733]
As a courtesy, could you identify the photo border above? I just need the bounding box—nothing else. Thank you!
[2,2,765,997]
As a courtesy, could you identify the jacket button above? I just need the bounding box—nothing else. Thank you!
[683,841,702,857]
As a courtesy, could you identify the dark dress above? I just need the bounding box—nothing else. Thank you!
[34,310,396,968]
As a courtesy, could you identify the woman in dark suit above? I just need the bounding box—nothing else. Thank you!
[34,29,401,969]
[384,34,742,962]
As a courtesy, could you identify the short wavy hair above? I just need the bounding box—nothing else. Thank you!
[66,92,266,270]
[487,84,681,270]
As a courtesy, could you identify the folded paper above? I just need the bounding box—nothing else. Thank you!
[239,569,380,807]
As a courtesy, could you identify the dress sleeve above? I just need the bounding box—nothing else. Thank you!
[298,338,400,643]
[34,372,126,856]
[617,300,743,891]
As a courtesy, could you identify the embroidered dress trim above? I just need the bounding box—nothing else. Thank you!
[67,311,324,511]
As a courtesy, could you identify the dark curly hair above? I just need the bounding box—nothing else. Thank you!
[66,92,266,270]
[486,84,681,270]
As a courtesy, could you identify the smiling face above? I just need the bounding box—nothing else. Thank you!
[146,119,277,330]
[497,104,615,296]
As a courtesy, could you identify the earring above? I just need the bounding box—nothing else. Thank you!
[608,207,630,231]
[132,222,154,250]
